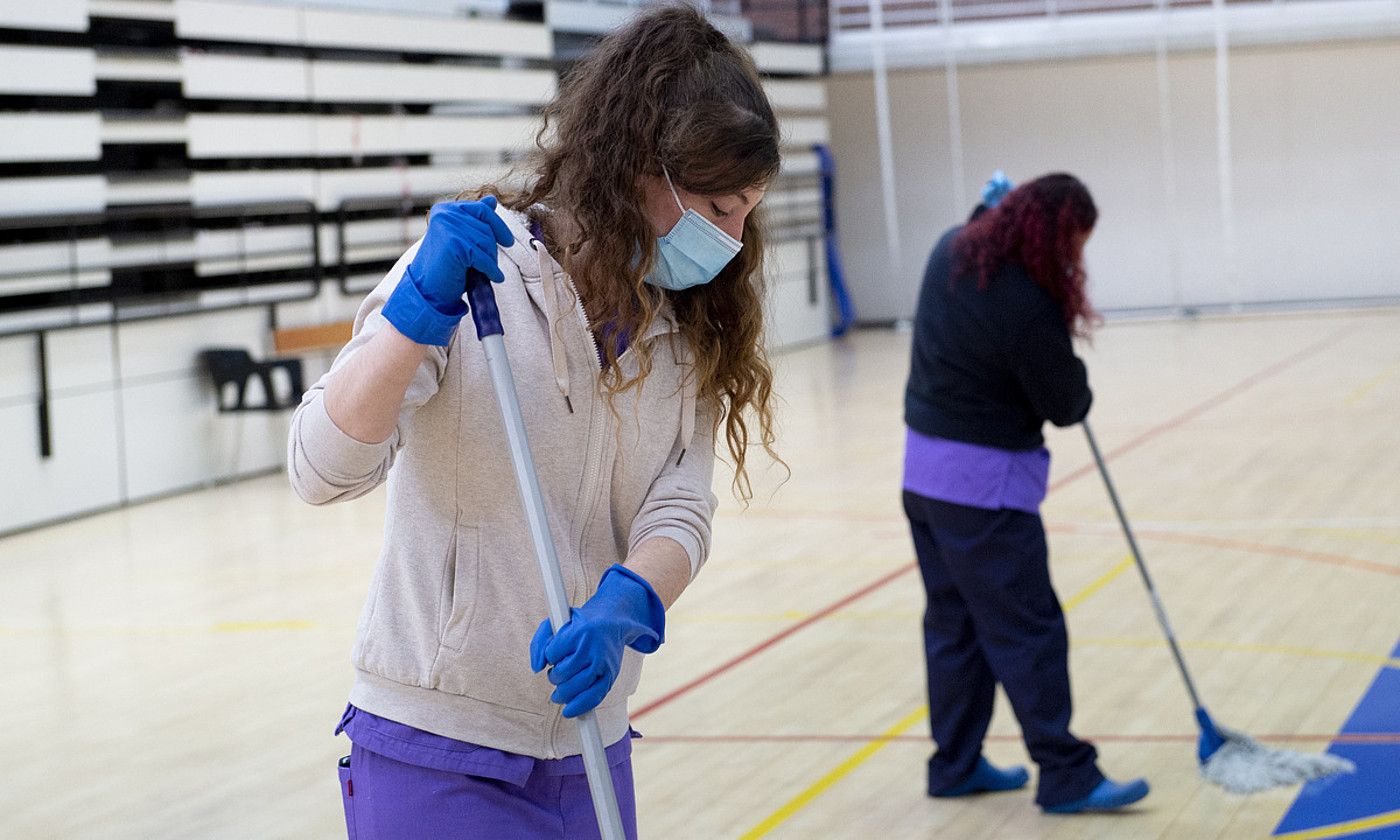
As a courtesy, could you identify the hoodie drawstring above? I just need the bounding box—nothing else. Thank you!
[532,240,574,414]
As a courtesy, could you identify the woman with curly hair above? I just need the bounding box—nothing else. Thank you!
[288,6,778,837]
[902,173,1149,813]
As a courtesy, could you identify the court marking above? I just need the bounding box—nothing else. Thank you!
[1344,357,1400,406]
[1274,808,1400,840]
[1061,555,1134,611]
[1054,524,1400,578]
[1273,637,1400,839]
[735,707,930,840]
[632,563,916,720]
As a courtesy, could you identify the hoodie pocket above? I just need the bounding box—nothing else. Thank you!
[431,527,553,712]
[438,526,480,652]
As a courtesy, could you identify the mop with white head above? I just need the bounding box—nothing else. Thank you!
[1084,421,1355,794]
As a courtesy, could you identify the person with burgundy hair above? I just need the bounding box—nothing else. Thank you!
[902,173,1150,813]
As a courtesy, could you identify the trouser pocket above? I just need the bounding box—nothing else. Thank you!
[338,755,357,840]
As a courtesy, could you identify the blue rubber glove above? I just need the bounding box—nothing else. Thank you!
[381,196,514,346]
[529,565,666,719]
[981,170,1014,209]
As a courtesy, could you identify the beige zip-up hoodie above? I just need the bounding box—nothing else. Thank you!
[287,206,718,758]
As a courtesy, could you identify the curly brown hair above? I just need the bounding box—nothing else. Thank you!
[475,4,782,500]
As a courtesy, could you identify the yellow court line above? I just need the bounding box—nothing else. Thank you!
[739,555,1135,837]
[737,707,929,840]
[213,620,318,633]
[1062,555,1135,612]
[1273,807,1400,840]
[1345,358,1400,406]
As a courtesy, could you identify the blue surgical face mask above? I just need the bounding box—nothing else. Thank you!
[644,168,743,291]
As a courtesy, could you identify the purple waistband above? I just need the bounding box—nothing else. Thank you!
[336,704,634,785]
[902,428,1050,514]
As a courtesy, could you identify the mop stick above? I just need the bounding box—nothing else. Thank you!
[1082,419,1224,758]
[1082,419,1353,793]
[464,269,627,840]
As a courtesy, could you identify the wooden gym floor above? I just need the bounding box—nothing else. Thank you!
[3,308,1399,839]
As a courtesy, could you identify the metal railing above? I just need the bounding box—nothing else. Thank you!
[0,200,323,338]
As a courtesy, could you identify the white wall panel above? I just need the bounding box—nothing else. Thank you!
[192,166,484,208]
[105,178,193,207]
[117,307,267,379]
[0,46,96,96]
[764,79,827,112]
[303,7,551,58]
[0,334,37,401]
[751,42,824,75]
[89,0,177,21]
[0,0,89,32]
[192,169,319,205]
[101,117,189,145]
[188,114,536,158]
[0,304,113,334]
[780,116,829,146]
[0,271,110,297]
[766,241,830,351]
[119,374,219,499]
[0,176,106,217]
[175,1,551,58]
[0,239,111,280]
[181,54,310,101]
[187,114,316,158]
[309,61,556,105]
[0,114,101,163]
[314,165,476,208]
[329,217,426,265]
[194,225,314,263]
[312,115,537,157]
[47,326,117,394]
[779,150,821,177]
[0,391,124,534]
[120,375,292,498]
[175,0,302,45]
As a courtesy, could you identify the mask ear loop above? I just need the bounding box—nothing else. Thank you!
[661,167,687,214]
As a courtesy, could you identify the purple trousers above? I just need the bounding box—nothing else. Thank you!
[338,743,637,839]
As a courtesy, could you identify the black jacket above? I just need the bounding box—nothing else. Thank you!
[904,226,1092,450]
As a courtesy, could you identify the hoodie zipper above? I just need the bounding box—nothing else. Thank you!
[547,270,608,756]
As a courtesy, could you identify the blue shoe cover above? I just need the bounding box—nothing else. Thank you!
[930,757,1031,797]
[1043,777,1150,813]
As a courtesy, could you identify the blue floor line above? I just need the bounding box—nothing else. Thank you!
[1274,637,1400,837]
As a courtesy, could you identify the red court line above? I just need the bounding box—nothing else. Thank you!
[637,733,1400,746]
[1133,529,1400,578]
[632,325,1350,722]
[1044,524,1400,577]
[631,563,916,719]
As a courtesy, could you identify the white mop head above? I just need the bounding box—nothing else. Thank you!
[1200,723,1356,794]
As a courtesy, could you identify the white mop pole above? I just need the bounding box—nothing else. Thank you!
[466,273,627,840]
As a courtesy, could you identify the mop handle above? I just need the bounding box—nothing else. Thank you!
[1081,419,1208,713]
[465,272,628,840]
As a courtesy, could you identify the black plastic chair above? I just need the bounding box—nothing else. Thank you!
[199,348,305,412]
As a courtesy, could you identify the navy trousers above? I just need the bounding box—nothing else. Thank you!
[904,491,1103,807]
